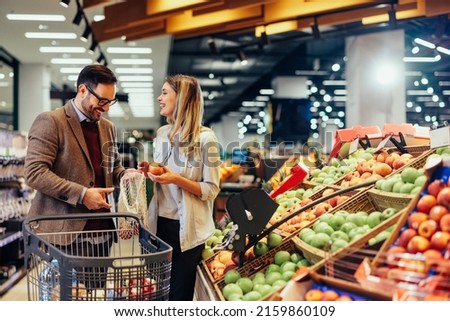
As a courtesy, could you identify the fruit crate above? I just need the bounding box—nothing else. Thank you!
[366,188,417,210]
[212,237,317,301]
[385,144,431,158]
[200,232,288,285]
[292,188,411,264]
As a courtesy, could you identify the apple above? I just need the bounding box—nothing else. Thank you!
[328,215,346,231]
[321,290,339,301]
[149,162,164,175]
[331,238,349,252]
[340,222,357,234]
[406,235,430,253]
[336,195,350,206]
[304,289,323,301]
[416,194,437,214]
[430,231,450,251]
[436,187,450,208]
[201,246,215,260]
[267,232,283,249]
[314,202,333,217]
[217,250,233,264]
[143,278,155,294]
[418,220,438,239]
[310,232,332,250]
[313,222,334,236]
[401,167,421,184]
[380,207,398,221]
[366,211,382,228]
[386,246,406,267]
[422,248,444,261]
[429,205,449,223]
[408,212,429,230]
[427,179,446,197]
[374,162,393,177]
[253,241,269,257]
[397,228,417,248]
[440,214,450,232]
[222,283,244,300]
[330,230,350,242]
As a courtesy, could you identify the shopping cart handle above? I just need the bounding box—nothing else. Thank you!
[23,212,141,224]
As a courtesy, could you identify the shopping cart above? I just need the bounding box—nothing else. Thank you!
[23,213,172,301]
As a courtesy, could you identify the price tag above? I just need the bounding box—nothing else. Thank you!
[348,138,360,155]
[375,135,392,153]
[430,126,450,148]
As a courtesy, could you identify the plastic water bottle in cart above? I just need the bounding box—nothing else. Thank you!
[38,259,59,301]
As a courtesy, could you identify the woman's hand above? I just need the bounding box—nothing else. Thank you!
[138,161,150,178]
[147,165,175,184]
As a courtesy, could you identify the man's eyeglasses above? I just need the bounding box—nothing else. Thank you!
[85,84,118,107]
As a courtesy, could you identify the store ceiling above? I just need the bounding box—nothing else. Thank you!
[1,0,450,132]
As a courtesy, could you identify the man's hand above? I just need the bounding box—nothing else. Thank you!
[138,161,150,178]
[82,187,114,210]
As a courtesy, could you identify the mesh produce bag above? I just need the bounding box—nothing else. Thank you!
[117,172,148,238]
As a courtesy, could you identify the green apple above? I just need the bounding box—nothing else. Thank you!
[206,235,218,247]
[411,186,422,194]
[214,228,222,237]
[401,167,421,184]
[290,253,303,264]
[313,222,334,236]
[224,269,241,285]
[265,264,280,274]
[375,179,385,190]
[296,259,311,267]
[328,215,346,231]
[271,279,287,291]
[236,277,254,294]
[319,213,334,224]
[348,226,368,240]
[274,250,291,266]
[392,181,404,193]
[299,227,315,239]
[380,207,397,221]
[242,291,262,301]
[265,271,282,285]
[227,293,243,301]
[280,261,297,274]
[331,239,349,252]
[267,232,283,249]
[367,211,382,228]
[346,214,367,227]
[281,270,295,282]
[310,232,332,250]
[302,232,316,244]
[253,241,269,257]
[399,182,415,194]
[254,284,272,297]
[201,246,215,260]
[222,283,244,300]
[340,222,357,234]
[330,230,350,242]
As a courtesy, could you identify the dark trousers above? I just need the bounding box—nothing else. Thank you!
[157,216,203,301]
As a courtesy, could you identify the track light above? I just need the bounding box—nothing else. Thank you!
[59,0,70,8]
[208,38,218,55]
[239,51,248,66]
[96,52,105,64]
[311,17,321,39]
[88,40,98,54]
[261,31,270,47]
[80,25,91,42]
[72,9,83,26]
[388,4,397,28]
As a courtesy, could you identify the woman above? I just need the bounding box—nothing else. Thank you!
[139,74,221,300]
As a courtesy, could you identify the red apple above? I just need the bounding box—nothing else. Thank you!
[406,235,430,254]
[429,205,449,224]
[336,195,350,205]
[408,212,429,230]
[300,198,313,207]
[436,187,450,208]
[374,162,393,177]
[440,214,450,232]
[416,194,437,214]
[430,231,450,251]
[427,179,446,197]
[327,196,339,207]
[314,202,332,217]
[418,220,438,239]
[397,228,417,248]
[422,249,444,261]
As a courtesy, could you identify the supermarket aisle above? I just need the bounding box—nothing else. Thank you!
[1,275,27,301]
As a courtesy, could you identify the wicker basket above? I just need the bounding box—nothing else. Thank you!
[292,187,411,264]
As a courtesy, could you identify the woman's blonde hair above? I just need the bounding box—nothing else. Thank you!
[165,74,204,154]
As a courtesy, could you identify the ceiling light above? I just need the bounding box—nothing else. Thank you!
[120,82,153,88]
[403,57,436,62]
[80,26,91,42]
[93,15,105,22]
[40,46,86,53]
[25,32,77,39]
[72,9,83,26]
[6,14,66,21]
[51,58,93,64]
[111,59,153,65]
[414,38,436,49]
[118,75,154,82]
[259,89,274,95]
[437,46,450,56]
[59,0,70,8]
[60,67,83,73]
[115,68,153,74]
[106,47,152,54]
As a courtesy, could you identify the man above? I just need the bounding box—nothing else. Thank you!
[25,64,134,289]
